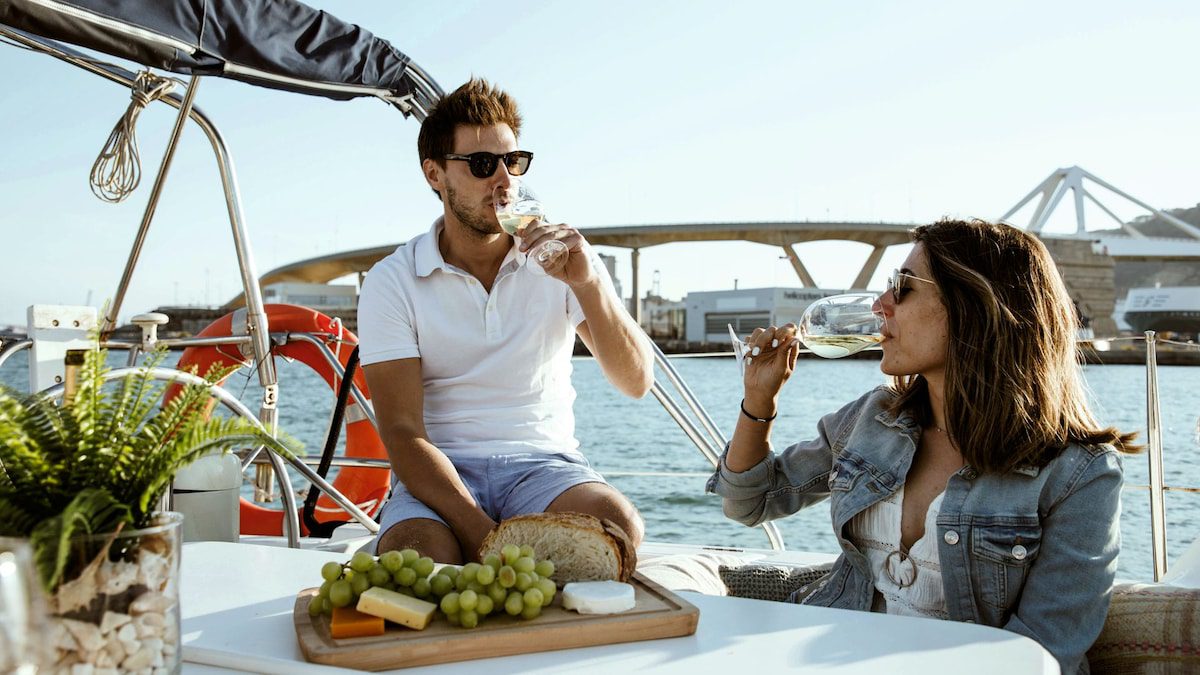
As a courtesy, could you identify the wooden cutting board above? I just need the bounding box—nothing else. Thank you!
[294,573,698,671]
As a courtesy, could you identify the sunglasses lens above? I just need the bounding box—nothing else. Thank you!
[469,153,499,178]
[888,271,902,303]
[506,153,531,176]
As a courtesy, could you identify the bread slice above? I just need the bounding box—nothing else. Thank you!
[478,512,637,583]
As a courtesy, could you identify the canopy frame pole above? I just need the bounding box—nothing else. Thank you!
[1,24,281,490]
[100,75,201,338]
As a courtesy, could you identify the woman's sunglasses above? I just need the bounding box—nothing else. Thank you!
[886,269,936,304]
[443,150,533,179]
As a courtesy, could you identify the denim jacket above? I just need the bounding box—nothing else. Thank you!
[707,386,1123,675]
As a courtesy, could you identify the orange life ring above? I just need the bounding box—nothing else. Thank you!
[165,303,389,536]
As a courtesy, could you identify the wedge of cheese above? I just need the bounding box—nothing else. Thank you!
[330,607,385,638]
[562,580,636,614]
[355,587,437,630]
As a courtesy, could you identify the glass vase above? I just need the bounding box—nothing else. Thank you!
[46,512,183,674]
[0,537,52,674]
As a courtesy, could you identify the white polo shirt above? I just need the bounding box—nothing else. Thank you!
[358,219,615,458]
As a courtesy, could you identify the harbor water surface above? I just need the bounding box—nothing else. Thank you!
[3,351,1195,582]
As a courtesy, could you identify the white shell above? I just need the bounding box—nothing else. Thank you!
[61,618,105,653]
[130,591,173,614]
[121,645,154,670]
[99,559,138,595]
[136,552,170,591]
[134,612,165,638]
[99,611,131,635]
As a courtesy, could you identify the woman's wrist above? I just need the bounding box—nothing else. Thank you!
[741,395,778,422]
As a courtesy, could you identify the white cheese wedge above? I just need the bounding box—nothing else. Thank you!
[562,581,637,614]
[355,587,437,630]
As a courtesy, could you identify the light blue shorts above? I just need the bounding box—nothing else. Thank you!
[371,451,606,552]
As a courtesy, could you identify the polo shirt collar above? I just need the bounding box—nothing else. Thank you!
[414,218,446,278]
[414,217,524,278]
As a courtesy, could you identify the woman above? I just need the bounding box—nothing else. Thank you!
[708,219,1137,674]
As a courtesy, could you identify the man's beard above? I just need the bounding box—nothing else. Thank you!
[446,185,500,238]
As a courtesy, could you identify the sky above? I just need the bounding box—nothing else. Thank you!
[1,0,1198,327]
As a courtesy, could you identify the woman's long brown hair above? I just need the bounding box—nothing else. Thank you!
[890,219,1139,473]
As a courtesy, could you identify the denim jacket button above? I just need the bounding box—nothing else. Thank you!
[944,530,960,545]
[1012,544,1027,560]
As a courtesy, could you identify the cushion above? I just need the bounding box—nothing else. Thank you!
[718,562,834,603]
[636,553,744,596]
[1087,582,1200,674]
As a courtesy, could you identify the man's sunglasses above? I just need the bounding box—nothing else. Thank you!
[443,150,533,179]
[886,269,936,304]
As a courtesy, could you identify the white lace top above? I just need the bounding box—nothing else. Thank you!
[846,485,949,619]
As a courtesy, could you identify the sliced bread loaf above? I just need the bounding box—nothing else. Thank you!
[478,512,637,583]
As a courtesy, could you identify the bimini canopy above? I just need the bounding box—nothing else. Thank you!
[0,0,442,119]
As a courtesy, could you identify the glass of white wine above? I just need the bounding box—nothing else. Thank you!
[798,293,884,358]
[494,182,568,274]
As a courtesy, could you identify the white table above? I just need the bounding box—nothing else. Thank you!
[180,542,1058,674]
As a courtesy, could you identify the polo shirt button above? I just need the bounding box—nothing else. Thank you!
[1012,544,1027,560]
[944,530,959,545]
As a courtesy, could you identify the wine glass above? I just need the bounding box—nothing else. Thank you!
[798,293,884,358]
[728,324,751,375]
[494,182,569,273]
[0,538,51,675]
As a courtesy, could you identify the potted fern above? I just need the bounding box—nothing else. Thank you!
[0,345,296,672]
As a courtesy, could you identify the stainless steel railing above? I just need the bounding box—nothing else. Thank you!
[1144,331,1169,581]
[648,339,786,551]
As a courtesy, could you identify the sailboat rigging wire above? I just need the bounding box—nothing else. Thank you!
[89,70,181,203]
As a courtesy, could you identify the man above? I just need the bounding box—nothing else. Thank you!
[357,78,653,563]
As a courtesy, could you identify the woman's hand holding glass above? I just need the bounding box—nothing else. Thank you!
[736,324,802,417]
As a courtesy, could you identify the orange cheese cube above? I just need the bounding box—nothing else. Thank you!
[330,606,385,638]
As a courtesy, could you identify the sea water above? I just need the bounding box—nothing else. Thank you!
[2,350,1195,582]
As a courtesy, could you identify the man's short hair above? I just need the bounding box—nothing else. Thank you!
[418,78,523,168]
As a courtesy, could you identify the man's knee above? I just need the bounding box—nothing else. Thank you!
[547,483,644,548]
[376,518,462,563]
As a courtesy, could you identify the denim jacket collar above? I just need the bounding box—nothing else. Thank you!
[873,406,1042,478]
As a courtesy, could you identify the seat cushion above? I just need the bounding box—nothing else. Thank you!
[1087,582,1200,674]
[718,562,834,603]
[636,553,744,596]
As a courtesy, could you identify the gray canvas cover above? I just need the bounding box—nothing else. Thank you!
[0,0,442,117]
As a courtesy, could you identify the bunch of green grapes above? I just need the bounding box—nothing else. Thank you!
[429,544,557,628]
[307,544,557,629]
[307,548,436,617]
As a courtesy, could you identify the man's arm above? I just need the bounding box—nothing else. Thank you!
[520,221,653,398]
[362,358,497,556]
[574,283,653,398]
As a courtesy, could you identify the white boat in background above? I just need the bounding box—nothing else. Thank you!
[2,2,1199,673]
[1122,287,1200,336]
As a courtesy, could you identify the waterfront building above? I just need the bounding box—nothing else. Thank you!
[683,287,849,344]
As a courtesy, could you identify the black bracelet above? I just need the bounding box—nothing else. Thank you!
[740,399,777,423]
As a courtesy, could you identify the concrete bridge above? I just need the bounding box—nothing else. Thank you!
[223,220,914,317]
[224,167,1199,338]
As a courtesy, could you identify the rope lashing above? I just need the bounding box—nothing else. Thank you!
[89,71,178,203]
